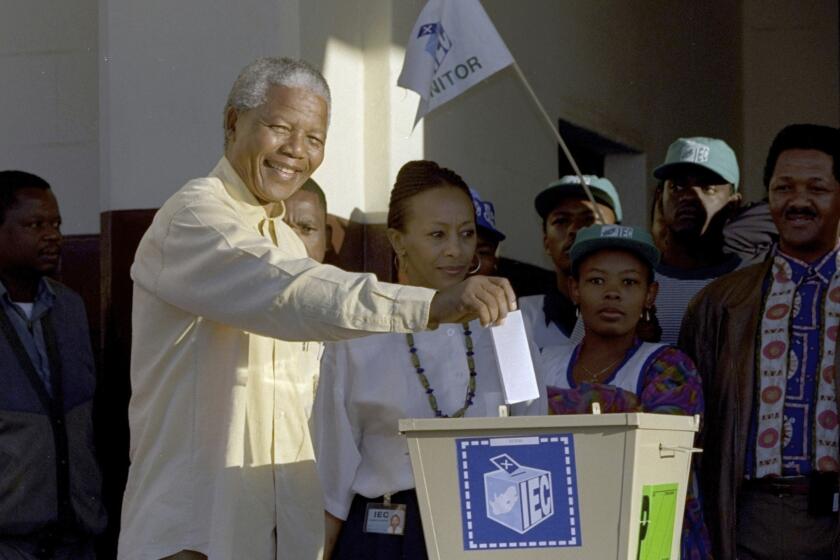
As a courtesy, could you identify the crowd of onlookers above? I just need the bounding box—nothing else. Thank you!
[0,55,837,560]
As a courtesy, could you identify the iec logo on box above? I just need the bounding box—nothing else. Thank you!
[455,434,582,551]
[485,454,552,533]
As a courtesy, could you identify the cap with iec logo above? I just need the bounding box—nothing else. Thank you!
[534,175,623,223]
[569,224,660,275]
[653,137,740,191]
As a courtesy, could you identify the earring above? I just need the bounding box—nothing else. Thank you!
[641,307,651,321]
[575,306,580,318]
[469,255,481,275]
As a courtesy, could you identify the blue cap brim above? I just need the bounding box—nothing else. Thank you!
[477,225,505,243]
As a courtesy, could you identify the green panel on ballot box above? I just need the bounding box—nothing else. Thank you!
[637,482,679,560]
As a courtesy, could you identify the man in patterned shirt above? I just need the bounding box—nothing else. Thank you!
[681,124,840,560]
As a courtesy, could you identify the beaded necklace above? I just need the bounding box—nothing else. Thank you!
[405,323,477,418]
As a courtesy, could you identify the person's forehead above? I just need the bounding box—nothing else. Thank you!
[288,189,321,206]
[286,191,325,216]
[409,186,472,212]
[262,85,327,116]
[10,188,59,213]
[580,248,646,270]
[773,148,835,174]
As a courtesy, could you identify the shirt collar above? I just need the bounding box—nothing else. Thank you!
[213,157,288,227]
[774,246,839,285]
[0,276,56,309]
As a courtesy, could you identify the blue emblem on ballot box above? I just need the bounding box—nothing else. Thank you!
[485,454,553,533]
[456,435,581,550]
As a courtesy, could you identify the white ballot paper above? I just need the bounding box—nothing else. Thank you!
[489,310,540,404]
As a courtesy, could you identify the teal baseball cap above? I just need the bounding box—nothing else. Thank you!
[570,224,660,275]
[534,175,623,223]
[653,137,740,191]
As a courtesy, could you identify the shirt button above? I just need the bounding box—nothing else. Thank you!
[447,328,455,336]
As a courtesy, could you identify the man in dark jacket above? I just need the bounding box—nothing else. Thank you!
[0,171,106,559]
[680,124,840,559]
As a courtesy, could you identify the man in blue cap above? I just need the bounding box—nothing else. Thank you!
[520,175,622,350]
[651,136,743,345]
[469,189,506,277]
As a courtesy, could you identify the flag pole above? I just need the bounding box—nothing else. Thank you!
[511,62,606,225]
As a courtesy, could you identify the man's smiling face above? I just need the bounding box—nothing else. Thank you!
[768,148,840,263]
[224,85,328,209]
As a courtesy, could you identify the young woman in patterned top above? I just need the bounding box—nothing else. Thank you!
[524,223,711,560]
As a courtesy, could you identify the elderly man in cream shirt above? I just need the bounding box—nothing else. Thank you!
[118,57,515,560]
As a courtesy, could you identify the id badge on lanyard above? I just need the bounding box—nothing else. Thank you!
[363,494,407,536]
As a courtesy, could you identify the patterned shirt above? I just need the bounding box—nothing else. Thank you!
[540,341,710,560]
[544,342,703,417]
[747,248,838,477]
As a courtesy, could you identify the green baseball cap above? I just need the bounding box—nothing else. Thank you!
[653,137,740,191]
[534,175,623,223]
[570,224,660,275]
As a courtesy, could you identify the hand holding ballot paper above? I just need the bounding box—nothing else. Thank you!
[488,310,540,405]
[428,274,516,328]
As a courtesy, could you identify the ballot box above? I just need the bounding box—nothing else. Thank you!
[399,412,699,559]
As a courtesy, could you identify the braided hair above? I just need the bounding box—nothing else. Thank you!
[387,160,472,231]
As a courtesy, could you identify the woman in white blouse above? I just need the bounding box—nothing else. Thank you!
[312,160,506,559]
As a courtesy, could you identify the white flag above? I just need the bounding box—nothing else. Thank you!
[397,0,514,123]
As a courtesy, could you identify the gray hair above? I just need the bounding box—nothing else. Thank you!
[223,57,331,143]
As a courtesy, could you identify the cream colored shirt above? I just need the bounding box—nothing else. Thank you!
[118,158,434,560]
[297,341,324,419]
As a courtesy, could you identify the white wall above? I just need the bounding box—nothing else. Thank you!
[97,0,423,224]
[740,0,840,201]
[296,0,424,222]
[0,0,99,235]
[99,0,301,214]
[1,0,838,248]
[298,0,366,220]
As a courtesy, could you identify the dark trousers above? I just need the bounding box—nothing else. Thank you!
[736,487,838,559]
[334,490,428,560]
[0,535,95,560]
